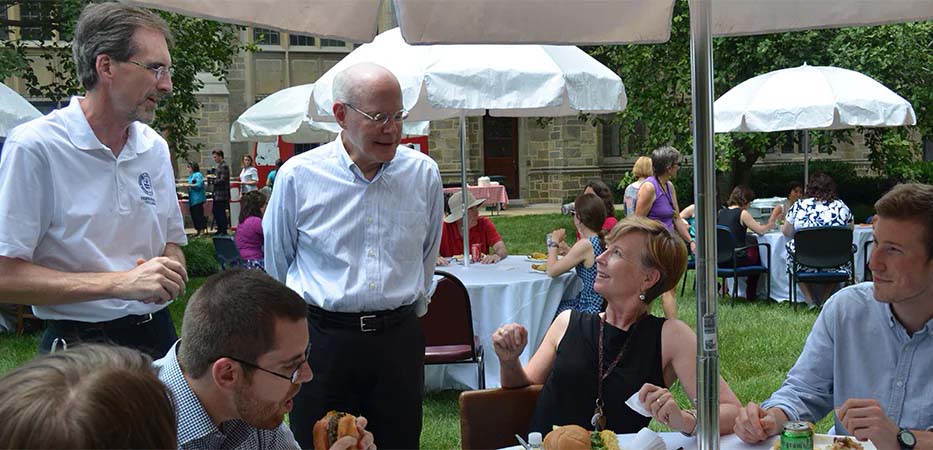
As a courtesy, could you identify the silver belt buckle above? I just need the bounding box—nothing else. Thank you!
[359,314,377,332]
[136,313,154,325]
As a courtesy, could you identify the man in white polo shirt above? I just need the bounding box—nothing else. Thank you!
[0,2,187,358]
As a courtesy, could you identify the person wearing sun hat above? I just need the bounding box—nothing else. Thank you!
[438,190,508,265]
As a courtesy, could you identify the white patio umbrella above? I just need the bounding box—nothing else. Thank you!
[1,82,42,138]
[231,83,429,143]
[310,28,627,265]
[309,28,626,121]
[715,64,917,186]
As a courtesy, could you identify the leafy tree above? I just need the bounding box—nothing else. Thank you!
[588,0,932,185]
[1,0,251,162]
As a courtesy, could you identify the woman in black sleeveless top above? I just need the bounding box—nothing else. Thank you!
[493,217,743,436]
[718,185,781,298]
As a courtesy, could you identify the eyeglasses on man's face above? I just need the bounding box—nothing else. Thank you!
[344,103,409,126]
[128,60,174,82]
[227,342,312,384]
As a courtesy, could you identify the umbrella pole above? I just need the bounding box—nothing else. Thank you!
[802,131,810,190]
[689,0,720,447]
[460,112,470,267]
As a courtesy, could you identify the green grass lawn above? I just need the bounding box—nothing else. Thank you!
[0,213,834,449]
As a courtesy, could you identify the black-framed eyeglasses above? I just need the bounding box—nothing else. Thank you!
[344,103,409,126]
[128,60,174,81]
[227,342,312,384]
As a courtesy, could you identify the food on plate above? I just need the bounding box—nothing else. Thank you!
[532,263,548,271]
[530,252,548,260]
[543,425,619,450]
[826,437,864,450]
[313,411,360,450]
[451,254,464,262]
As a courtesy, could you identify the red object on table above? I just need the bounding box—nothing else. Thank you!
[470,243,482,263]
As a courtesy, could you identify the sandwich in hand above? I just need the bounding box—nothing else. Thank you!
[313,411,361,450]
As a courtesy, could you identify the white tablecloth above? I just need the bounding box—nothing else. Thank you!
[501,431,778,450]
[728,226,874,302]
[424,256,581,391]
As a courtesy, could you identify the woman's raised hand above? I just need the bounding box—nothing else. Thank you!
[492,323,528,361]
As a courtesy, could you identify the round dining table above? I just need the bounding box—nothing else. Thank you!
[424,255,581,391]
[728,225,874,302]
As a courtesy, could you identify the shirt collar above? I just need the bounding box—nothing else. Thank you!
[335,132,394,184]
[62,96,154,157]
[882,302,933,338]
[155,341,222,447]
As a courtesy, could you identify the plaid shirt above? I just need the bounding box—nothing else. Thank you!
[154,341,299,450]
[213,161,230,201]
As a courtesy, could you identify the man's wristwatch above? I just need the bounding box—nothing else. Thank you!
[897,428,916,450]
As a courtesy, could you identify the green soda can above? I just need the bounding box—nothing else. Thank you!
[781,421,814,450]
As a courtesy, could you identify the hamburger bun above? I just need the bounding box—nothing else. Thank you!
[543,425,591,450]
[543,426,620,450]
[313,411,361,450]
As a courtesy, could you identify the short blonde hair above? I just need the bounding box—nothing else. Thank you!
[605,216,687,302]
[632,156,653,179]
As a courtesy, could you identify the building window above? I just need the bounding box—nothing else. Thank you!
[293,143,317,155]
[1,5,8,38]
[19,1,54,41]
[601,116,622,157]
[601,116,647,157]
[320,38,346,47]
[253,27,280,46]
[781,130,796,153]
[289,33,315,47]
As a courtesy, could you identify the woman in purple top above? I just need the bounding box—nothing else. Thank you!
[635,146,695,320]
[235,190,266,270]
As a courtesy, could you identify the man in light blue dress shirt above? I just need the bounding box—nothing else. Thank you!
[734,183,933,450]
[154,269,374,450]
[263,62,443,450]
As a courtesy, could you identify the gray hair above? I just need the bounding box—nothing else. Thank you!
[332,67,356,105]
[651,145,682,176]
[332,62,397,106]
[72,2,173,91]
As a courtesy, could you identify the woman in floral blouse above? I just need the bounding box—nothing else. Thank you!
[781,172,853,306]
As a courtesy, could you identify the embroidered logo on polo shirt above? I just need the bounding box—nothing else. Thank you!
[138,172,157,206]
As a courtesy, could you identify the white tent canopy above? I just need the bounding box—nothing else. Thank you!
[1,82,42,138]
[231,83,428,143]
[126,0,933,46]
[395,0,932,44]
[125,0,388,43]
[715,65,917,133]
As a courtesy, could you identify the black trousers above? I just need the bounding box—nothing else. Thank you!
[190,202,207,232]
[212,199,229,234]
[38,308,177,359]
[290,312,425,450]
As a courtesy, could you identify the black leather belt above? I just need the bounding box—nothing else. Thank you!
[307,304,416,333]
[48,312,156,332]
